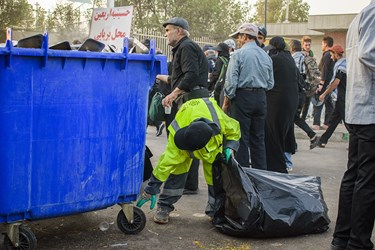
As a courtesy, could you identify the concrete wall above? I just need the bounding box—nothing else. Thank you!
[325,31,347,48]
[308,14,357,32]
[266,23,324,61]
[265,13,357,62]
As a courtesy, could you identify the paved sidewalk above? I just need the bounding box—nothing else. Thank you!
[295,118,348,143]
[2,126,373,250]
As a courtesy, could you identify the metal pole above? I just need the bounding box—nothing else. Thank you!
[264,0,267,29]
[285,0,290,23]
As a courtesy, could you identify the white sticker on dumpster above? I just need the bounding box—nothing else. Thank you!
[90,6,133,52]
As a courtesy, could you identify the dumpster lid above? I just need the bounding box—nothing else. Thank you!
[49,41,72,51]
[16,34,43,48]
[78,38,105,52]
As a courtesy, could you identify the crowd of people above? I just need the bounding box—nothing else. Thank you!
[140,1,375,248]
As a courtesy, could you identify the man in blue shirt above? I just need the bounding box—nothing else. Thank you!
[331,2,375,249]
[222,23,274,170]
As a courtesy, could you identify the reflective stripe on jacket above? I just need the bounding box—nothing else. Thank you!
[152,98,240,185]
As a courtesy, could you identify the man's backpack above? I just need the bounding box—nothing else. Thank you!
[216,56,228,85]
[213,56,229,103]
[149,92,165,122]
[304,56,320,97]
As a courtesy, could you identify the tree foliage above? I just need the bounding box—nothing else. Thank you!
[1,0,251,43]
[115,0,250,40]
[34,3,46,32]
[254,0,309,24]
[0,1,109,42]
[46,3,83,33]
[0,0,33,41]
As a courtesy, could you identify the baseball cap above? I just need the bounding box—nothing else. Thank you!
[263,36,286,52]
[329,44,344,54]
[224,39,236,49]
[258,26,267,38]
[229,23,258,39]
[205,50,216,60]
[174,120,215,151]
[211,43,229,52]
[203,44,213,52]
[163,17,189,31]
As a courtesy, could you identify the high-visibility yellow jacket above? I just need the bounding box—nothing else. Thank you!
[152,98,240,185]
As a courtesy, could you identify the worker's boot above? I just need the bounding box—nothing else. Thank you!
[153,207,170,224]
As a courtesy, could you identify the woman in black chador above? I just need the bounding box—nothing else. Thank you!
[265,36,299,173]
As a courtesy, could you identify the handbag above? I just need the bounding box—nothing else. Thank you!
[149,92,165,122]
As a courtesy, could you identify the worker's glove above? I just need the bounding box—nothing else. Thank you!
[136,191,156,209]
[223,148,234,164]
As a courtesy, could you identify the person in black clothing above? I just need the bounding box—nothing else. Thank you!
[211,42,230,106]
[158,18,209,108]
[315,44,348,148]
[264,36,299,173]
[154,17,209,205]
[313,36,335,130]
[289,39,321,149]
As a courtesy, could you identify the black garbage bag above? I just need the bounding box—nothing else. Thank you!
[143,146,153,182]
[212,157,330,238]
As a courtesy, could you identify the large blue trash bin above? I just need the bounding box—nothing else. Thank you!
[0,35,167,225]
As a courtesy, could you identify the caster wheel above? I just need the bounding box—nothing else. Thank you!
[117,207,146,234]
[3,226,37,250]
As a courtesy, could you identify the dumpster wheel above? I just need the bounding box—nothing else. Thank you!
[117,207,146,234]
[3,226,37,250]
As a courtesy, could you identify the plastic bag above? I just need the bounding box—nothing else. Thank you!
[143,146,153,182]
[149,92,165,122]
[212,157,330,238]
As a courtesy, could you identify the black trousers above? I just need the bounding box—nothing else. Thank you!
[301,95,311,120]
[320,99,347,145]
[332,123,375,250]
[231,89,267,170]
[313,95,334,126]
[295,94,316,139]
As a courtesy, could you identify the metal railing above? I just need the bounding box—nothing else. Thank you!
[133,29,218,61]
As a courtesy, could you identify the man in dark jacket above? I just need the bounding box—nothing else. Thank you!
[158,17,209,109]
[312,36,335,130]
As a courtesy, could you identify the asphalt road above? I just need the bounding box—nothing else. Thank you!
[1,125,373,250]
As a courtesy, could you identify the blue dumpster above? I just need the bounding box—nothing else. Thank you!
[0,34,167,248]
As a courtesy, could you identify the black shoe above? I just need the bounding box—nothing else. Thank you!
[331,238,347,250]
[182,188,199,195]
[330,244,346,250]
[156,123,165,137]
[310,135,321,150]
